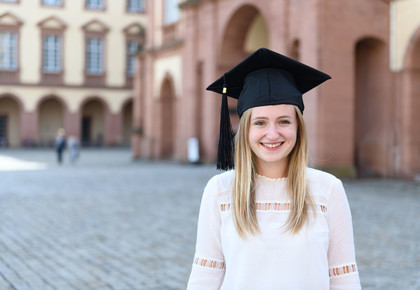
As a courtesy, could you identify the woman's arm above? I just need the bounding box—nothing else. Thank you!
[327,179,361,290]
[187,176,226,290]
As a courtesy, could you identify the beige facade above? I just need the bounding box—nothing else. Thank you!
[389,0,420,179]
[0,0,146,147]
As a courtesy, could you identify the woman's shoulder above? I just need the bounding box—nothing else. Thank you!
[306,167,342,196]
[201,170,234,203]
[206,170,235,191]
[306,167,339,182]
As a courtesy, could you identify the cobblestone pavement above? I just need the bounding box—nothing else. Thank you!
[0,149,419,290]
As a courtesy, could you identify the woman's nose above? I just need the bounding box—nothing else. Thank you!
[266,124,278,140]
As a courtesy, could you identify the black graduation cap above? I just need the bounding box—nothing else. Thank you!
[207,48,331,170]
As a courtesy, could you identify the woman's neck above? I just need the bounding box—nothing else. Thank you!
[256,160,288,179]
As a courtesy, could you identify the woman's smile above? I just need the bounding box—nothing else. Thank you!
[261,142,283,149]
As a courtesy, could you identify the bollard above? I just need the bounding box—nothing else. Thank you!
[188,137,200,163]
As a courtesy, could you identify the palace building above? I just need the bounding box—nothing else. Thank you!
[2,0,419,180]
[0,0,146,147]
[132,0,420,180]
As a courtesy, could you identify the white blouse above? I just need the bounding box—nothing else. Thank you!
[187,168,361,290]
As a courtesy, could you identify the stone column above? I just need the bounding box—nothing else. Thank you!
[105,111,122,146]
[64,111,81,138]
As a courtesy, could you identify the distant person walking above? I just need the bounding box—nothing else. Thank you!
[55,128,66,164]
[67,135,80,164]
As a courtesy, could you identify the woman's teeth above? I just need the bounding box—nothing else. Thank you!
[263,143,281,148]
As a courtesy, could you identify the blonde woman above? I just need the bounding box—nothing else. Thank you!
[187,48,361,290]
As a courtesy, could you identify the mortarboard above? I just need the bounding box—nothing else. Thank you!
[207,48,331,170]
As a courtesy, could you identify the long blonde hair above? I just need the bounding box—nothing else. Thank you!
[232,105,314,238]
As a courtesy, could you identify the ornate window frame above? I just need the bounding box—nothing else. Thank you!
[38,16,66,85]
[0,12,22,84]
[82,20,109,87]
[123,23,145,87]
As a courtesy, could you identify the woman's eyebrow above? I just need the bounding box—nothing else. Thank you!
[251,116,269,120]
[251,115,292,120]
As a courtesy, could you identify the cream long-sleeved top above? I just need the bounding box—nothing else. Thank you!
[187,168,361,290]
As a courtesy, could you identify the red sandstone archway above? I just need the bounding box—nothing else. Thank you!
[158,76,175,159]
[37,97,66,146]
[220,4,269,72]
[219,4,269,131]
[0,94,21,147]
[121,98,133,146]
[80,98,107,147]
[354,37,391,177]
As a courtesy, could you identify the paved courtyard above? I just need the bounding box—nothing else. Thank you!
[0,149,419,290]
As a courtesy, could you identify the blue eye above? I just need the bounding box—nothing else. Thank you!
[280,120,290,125]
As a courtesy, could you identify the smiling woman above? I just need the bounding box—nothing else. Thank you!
[187,48,361,290]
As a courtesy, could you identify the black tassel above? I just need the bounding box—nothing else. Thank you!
[217,75,234,170]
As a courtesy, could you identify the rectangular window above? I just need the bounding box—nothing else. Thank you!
[0,32,18,71]
[86,37,103,75]
[127,0,145,12]
[0,0,17,3]
[42,0,62,5]
[42,35,61,73]
[86,0,104,9]
[126,40,138,76]
[164,0,179,25]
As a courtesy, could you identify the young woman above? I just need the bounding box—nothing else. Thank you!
[187,48,361,289]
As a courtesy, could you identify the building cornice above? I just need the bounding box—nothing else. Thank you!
[140,39,184,56]
[0,83,133,91]
[179,0,207,9]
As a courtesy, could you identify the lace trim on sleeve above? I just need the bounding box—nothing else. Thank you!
[194,256,225,270]
[220,202,327,214]
[329,263,358,279]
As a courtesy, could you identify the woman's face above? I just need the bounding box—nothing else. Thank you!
[248,104,298,173]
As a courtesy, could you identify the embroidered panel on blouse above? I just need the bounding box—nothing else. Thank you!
[329,263,358,279]
[220,202,327,214]
[193,256,225,270]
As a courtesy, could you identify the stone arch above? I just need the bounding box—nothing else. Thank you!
[354,37,391,177]
[121,97,133,146]
[220,4,269,68]
[400,28,420,177]
[37,95,67,146]
[157,74,176,159]
[0,94,22,147]
[79,97,109,146]
[219,4,270,130]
